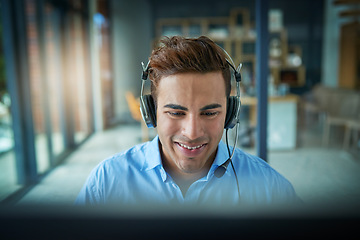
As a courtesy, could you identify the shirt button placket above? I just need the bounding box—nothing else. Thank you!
[184,181,206,204]
[170,182,184,203]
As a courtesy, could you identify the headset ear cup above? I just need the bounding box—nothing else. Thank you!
[140,95,157,128]
[224,96,239,129]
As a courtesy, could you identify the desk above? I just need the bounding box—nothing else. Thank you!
[241,94,299,150]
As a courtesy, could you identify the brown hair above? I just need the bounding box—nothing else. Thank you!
[148,36,231,102]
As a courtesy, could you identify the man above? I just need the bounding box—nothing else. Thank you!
[75,36,299,206]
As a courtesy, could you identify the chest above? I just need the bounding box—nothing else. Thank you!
[105,169,241,205]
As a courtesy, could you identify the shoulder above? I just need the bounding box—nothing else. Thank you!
[233,147,299,201]
[232,147,294,188]
[93,140,151,176]
[89,136,162,181]
[230,147,267,170]
[75,140,155,204]
[233,148,274,172]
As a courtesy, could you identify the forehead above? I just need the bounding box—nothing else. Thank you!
[156,72,226,106]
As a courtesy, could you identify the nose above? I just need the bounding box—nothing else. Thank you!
[181,114,204,141]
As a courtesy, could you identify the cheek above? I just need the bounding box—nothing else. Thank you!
[210,115,226,131]
[156,113,179,137]
[202,117,226,141]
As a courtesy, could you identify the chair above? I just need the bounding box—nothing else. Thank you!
[344,114,360,150]
[322,89,360,148]
[301,85,332,126]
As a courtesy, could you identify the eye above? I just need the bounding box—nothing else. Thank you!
[201,112,218,117]
[166,111,185,117]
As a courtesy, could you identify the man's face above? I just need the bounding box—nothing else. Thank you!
[156,71,227,178]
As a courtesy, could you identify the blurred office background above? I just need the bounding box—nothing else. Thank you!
[0,0,359,206]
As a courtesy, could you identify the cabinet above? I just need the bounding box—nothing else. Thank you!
[338,21,360,90]
[335,0,360,90]
[242,95,299,150]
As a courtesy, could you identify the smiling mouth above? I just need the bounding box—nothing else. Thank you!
[176,142,206,150]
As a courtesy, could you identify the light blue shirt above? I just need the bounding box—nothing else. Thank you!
[75,136,299,206]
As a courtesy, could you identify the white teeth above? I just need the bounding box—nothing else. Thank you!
[178,143,203,150]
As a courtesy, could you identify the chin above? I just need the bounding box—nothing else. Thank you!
[178,163,204,174]
[177,155,209,172]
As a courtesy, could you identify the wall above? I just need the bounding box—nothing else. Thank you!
[111,0,152,123]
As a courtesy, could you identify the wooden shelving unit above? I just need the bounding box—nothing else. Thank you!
[154,8,306,89]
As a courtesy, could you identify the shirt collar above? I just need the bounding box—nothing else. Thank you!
[212,140,230,167]
[142,135,163,171]
[207,140,232,178]
[142,136,169,182]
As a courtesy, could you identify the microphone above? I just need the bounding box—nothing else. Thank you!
[214,158,231,178]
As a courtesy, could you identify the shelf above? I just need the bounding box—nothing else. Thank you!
[155,8,306,88]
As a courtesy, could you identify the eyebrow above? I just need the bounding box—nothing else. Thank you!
[164,104,188,111]
[163,103,222,111]
[200,104,222,111]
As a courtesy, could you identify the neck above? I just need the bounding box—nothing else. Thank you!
[164,162,207,197]
[162,157,207,188]
[159,141,217,196]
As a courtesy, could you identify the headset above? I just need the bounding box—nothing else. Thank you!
[140,47,242,201]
